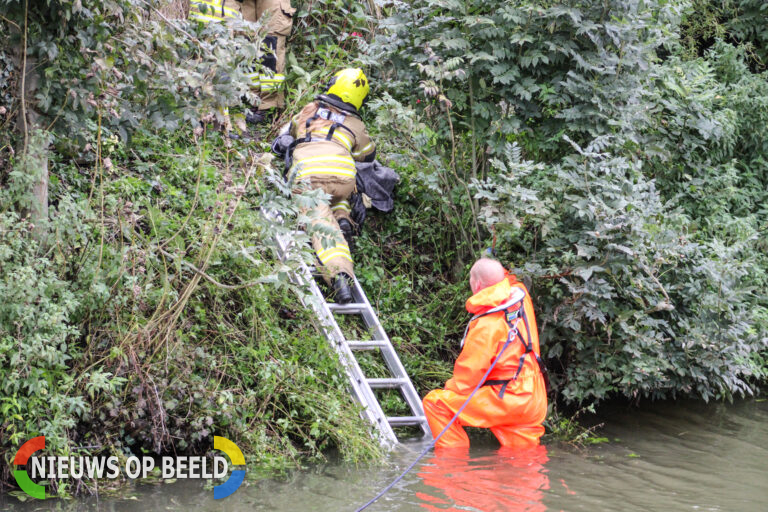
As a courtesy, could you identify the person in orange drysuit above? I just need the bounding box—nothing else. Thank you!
[422,258,548,449]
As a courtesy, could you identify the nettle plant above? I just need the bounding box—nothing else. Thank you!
[371,0,684,161]
[1,0,262,141]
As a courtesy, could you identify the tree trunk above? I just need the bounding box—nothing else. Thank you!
[21,129,49,242]
[14,48,49,244]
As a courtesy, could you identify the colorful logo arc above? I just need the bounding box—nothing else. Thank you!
[13,435,46,499]
[213,436,245,500]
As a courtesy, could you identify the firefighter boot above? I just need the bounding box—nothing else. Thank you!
[246,108,270,126]
[338,218,355,250]
[332,272,353,304]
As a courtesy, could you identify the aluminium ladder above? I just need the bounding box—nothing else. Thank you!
[269,215,432,448]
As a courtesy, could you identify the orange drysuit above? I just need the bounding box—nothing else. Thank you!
[422,273,548,449]
[416,446,549,512]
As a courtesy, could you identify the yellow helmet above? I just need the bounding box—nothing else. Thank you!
[326,68,370,110]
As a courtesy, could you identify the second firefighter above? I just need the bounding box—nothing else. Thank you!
[288,68,376,304]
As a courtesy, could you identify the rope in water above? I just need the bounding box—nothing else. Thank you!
[354,316,522,512]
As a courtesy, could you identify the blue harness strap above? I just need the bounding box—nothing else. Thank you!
[355,311,524,512]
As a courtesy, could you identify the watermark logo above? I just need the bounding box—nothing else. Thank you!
[213,436,245,500]
[11,435,245,500]
[13,436,46,499]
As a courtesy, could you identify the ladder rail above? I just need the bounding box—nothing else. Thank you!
[305,280,399,448]
[266,208,431,445]
[349,277,431,438]
[275,233,399,448]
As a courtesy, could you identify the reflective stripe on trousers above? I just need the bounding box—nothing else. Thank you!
[293,154,356,180]
[331,200,351,214]
[245,73,286,91]
[296,175,356,281]
[190,0,242,21]
[317,242,352,265]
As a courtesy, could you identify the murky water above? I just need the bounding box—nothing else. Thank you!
[5,399,767,511]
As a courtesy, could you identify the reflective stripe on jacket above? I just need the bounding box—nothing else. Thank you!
[293,153,357,180]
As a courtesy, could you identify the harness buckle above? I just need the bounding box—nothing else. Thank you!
[317,107,347,124]
[505,309,519,327]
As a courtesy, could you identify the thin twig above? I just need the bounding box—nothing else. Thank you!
[0,13,21,30]
[158,134,206,249]
[540,270,573,280]
[94,110,105,282]
[443,106,482,245]
[157,247,266,290]
[20,0,29,153]
[138,0,199,42]
[639,262,671,303]
[44,92,70,132]
[398,135,472,250]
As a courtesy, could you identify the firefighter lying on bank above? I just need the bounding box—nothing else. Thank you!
[423,258,548,449]
[287,68,376,304]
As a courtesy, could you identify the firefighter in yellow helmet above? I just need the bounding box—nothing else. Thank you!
[287,68,376,303]
[189,0,295,124]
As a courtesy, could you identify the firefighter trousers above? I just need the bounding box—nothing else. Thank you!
[297,175,355,281]
[224,0,295,109]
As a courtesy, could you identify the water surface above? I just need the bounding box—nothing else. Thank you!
[5,399,767,511]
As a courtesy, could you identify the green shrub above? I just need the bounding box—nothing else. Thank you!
[363,0,768,404]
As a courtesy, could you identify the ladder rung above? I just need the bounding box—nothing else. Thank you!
[367,378,407,389]
[346,340,387,350]
[328,303,368,314]
[387,416,427,427]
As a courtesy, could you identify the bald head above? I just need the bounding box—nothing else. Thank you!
[469,258,506,294]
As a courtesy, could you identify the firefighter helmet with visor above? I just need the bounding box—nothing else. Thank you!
[325,68,370,110]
